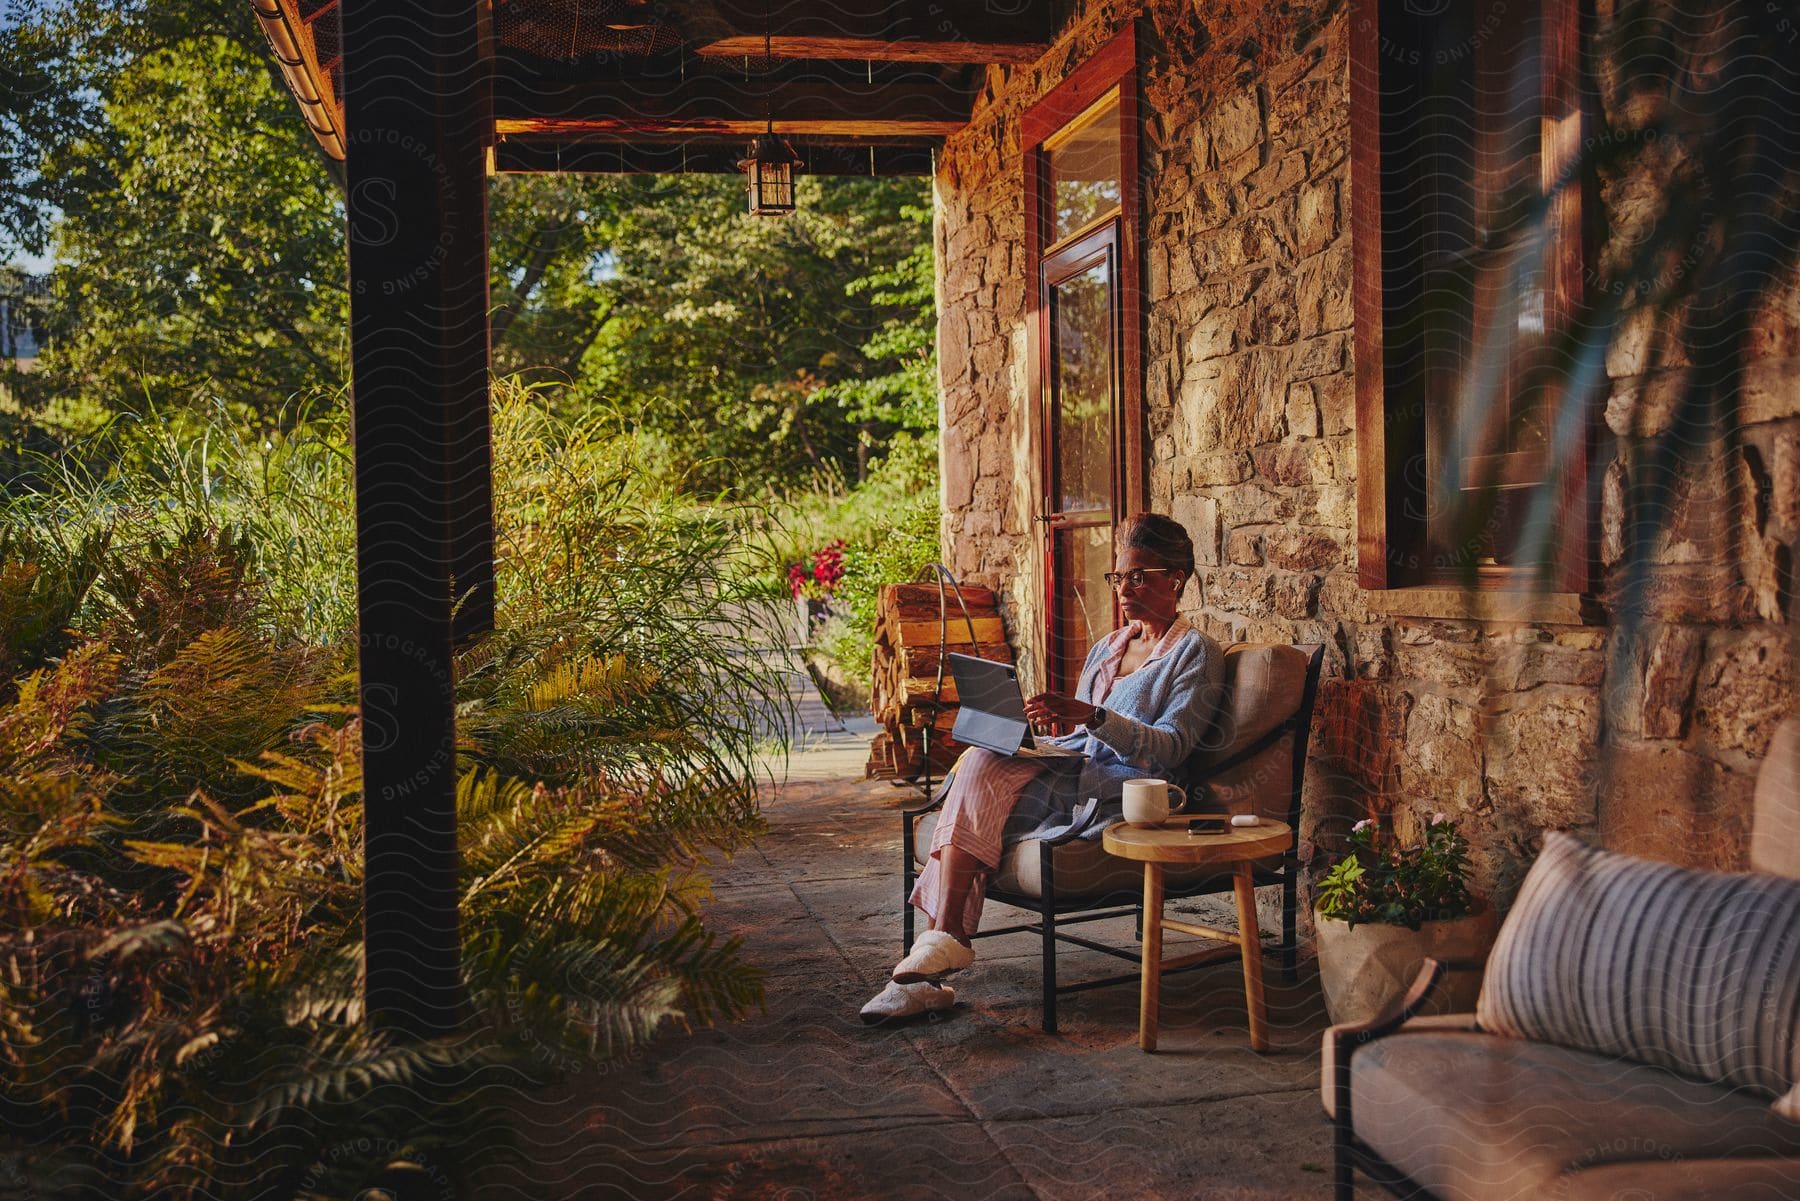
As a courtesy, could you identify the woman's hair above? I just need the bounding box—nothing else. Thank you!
[1115,512,1196,580]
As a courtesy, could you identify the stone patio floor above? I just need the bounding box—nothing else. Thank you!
[485,723,1339,1200]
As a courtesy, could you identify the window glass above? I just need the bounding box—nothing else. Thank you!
[1045,95,1121,243]
[1051,523,1113,687]
[1050,258,1113,514]
[1389,2,1554,572]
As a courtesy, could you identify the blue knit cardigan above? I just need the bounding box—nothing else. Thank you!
[1005,619,1225,842]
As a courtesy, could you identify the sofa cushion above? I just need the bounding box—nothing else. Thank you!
[1320,1012,1478,1118]
[1477,832,1800,1102]
[1537,1157,1800,1200]
[1350,1029,1800,1201]
[914,811,1279,902]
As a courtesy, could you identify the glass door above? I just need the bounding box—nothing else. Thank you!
[1026,62,1138,699]
[1040,222,1120,695]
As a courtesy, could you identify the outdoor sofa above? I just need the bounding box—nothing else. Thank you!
[1322,713,1800,1200]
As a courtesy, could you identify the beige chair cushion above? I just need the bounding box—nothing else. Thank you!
[1350,1029,1800,1201]
[1752,713,1800,879]
[1478,833,1800,1103]
[1187,643,1309,821]
[914,812,1278,903]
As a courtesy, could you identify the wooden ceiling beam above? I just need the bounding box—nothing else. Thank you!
[496,115,959,137]
[662,0,1053,58]
[493,73,971,138]
[493,138,934,175]
[694,36,1046,65]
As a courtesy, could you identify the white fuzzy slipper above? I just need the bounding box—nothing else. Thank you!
[890,930,975,984]
[860,979,956,1026]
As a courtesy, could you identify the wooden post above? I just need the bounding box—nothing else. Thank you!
[342,0,484,1039]
[447,13,496,647]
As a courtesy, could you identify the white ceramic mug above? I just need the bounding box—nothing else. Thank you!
[1121,778,1187,828]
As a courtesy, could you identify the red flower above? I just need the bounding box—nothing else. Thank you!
[788,540,847,601]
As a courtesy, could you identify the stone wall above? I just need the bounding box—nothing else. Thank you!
[935,0,1796,918]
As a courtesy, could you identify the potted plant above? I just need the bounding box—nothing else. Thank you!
[1312,813,1498,1025]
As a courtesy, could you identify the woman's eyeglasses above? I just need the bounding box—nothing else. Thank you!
[1103,568,1176,591]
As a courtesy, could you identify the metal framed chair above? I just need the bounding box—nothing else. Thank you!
[900,641,1326,1033]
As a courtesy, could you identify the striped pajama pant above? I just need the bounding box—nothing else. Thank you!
[908,749,1050,934]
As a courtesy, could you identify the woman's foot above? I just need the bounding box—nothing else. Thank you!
[860,980,956,1026]
[891,930,975,984]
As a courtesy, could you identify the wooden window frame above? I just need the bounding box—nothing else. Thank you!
[1040,222,1122,522]
[1349,0,1599,594]
[1040,222,1121,685]
[1023,26,1144,682]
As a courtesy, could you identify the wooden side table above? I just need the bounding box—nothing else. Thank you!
[1101,818,1292,1052]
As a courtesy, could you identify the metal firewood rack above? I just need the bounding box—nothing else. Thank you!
[900,561,982,802]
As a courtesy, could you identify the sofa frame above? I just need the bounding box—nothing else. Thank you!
[1324,709,1800,1200]
[1326,959,1455,1201]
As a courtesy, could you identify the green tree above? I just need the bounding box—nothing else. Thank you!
[813,201,939,477]
[576,173,931,491]
[6,0,938,489]
[39,32,348,417]
[487,174,630,386]
[1,0,320,255]
[2,0,348,421]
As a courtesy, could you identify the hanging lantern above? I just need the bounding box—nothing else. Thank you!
[739,123,801,217]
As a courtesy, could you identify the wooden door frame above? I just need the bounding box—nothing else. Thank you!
[1039,222,1122,689]
[1023,24,1143,691]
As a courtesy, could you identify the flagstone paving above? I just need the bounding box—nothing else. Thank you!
[483,725,1338,1200]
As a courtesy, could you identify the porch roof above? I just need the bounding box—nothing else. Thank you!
[256,0,1057,175]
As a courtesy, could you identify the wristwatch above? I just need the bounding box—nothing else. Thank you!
[1088,706,1107,728]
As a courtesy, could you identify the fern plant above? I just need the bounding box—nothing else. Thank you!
[0,380,781,1199]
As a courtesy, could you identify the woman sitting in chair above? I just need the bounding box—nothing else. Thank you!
[862,512,1224,1023]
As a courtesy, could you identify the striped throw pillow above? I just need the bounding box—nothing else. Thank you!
[1477,832,1800,1110]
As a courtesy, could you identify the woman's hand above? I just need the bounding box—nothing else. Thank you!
[1024,691,1098,732]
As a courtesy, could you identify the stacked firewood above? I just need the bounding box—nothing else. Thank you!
[865,583,1011,782]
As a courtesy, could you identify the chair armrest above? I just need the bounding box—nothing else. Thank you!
[901,768,953,823]
[1322,959,1447,1121]
[901,794,947,822]
[1341,957,1448,1045]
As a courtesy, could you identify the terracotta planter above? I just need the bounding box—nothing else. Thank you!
[1314,903,1498,1026]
